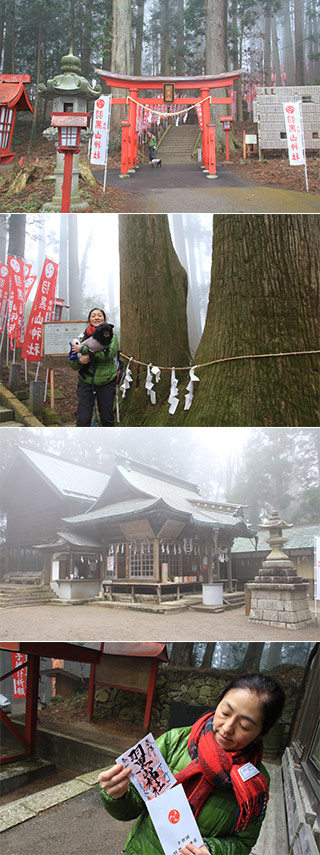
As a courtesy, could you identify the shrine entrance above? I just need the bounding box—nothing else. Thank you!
[96,70,242,179]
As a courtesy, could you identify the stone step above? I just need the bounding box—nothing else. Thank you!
[0,584,58,608]
[0,405,15,423]
[157,125,200,162]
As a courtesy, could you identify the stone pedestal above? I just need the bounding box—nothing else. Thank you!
[248,580,311,628]
[9,363,21,392]
[247,509,312,630]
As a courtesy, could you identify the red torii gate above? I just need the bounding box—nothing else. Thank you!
[96,70,242,178]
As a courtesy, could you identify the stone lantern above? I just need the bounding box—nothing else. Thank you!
[38,51,102,211]
[247,509,312,629]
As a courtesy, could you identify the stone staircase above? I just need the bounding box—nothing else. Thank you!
[0,584,58,608]
[0,403,20,426]
[157,124,200,163]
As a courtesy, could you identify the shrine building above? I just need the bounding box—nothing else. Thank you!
[0,449,255,601]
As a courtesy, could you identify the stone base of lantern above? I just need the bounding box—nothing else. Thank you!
[41,151,89,212]
[247,582,312,628]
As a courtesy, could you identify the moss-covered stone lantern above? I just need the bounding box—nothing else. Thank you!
[38,51,102,211]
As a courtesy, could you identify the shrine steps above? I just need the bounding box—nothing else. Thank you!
[0,584,58,608]
[157,124,200,163]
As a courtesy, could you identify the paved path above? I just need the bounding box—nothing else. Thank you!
[1,602,318,641]
[1,762,288,854]
[94,163,320,212]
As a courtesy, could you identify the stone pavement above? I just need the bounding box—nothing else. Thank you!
[0,762,289,854]
[93,163,320,213]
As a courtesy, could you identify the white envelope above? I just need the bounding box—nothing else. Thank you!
[147,783,204,855]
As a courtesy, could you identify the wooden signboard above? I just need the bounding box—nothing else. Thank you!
[43,320,86,356]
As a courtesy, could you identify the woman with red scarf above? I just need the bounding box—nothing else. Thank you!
[70,307,119,427]
[98,673,285,855]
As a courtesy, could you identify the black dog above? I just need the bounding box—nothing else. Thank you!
[79,322,114,372]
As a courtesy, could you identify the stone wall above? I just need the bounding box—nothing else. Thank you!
[94,663,302,755]
[253,86,320,154]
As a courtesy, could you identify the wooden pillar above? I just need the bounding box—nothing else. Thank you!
[153,538,160,581]
[125,543,130,580]
[227,549,232,592]
[128,88,139,171]
[25,654,40,756]
[206,124,217,178]
[207,542,213,583]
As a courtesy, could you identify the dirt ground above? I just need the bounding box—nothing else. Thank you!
[2,602,319,641]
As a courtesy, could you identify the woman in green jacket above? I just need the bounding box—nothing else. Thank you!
[70,307,119,426]
[98,673,285,855]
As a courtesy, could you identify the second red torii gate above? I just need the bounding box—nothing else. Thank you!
[96,70,242,177]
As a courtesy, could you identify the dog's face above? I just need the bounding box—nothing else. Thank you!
[92,322,114,345]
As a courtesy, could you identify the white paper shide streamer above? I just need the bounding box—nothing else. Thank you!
[145,363,157,404]
[168,368,179,415]
[184,366,200,410]
[120,358,133,398]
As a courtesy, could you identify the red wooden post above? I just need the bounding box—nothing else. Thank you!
[143,659,159,731]
[87,661,96,721]
[120,121,130,177]
[61,151,74,213]
[128,88,138,171]
[200,88,211,169]
[225,129,230,161]
[206,124,217,178]
[25,654,40,756]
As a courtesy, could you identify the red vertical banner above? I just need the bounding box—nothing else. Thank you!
[7,255,25,346]
[22,258,58,362]
[0,263,10,332]
[10,652,27,698]
[51,658,64,697]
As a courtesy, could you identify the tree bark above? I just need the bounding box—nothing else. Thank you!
[111,0,132,130]
[205,0,228,149]
[201,642,216,668]
[160,0,170,74]
[133,0,145,76]
[264,11,271,84]
[170,643,194,667]
[3,0,15,72]
[119,214,190,425]
[271,15,282,85]
[68,217,81,318]
[147,215,320,427]
[8,214,26,259]
[294,0,305,84]
[242,642,265,671]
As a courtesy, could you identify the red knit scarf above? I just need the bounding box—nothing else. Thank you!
[175,713,269,832]
[85,324,96,337]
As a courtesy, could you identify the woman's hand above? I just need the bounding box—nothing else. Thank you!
[179,846,210,855]
[98,764,131,799]
[78,354,90,365]
[71,343,81,354]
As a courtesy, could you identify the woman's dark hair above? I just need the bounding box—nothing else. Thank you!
[217,673,285,736]
[88,307,106,321]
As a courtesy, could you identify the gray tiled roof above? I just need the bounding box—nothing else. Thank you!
[18,446,109,501]
[232,523,319,554]
[64,463,252,536]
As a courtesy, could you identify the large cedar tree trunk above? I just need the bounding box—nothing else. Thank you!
[119,214,190,425]
[206,0,228,149]
[146,215,319,427]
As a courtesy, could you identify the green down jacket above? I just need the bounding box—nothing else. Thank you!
[70,332,119,387]
[99,726,270,855]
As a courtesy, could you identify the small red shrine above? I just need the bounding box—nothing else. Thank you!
[96,70,242,177]
[0,74,34,164]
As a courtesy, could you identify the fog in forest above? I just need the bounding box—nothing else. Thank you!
[0,213,212,350]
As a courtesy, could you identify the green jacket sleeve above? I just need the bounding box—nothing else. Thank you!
[99,780,145,822]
